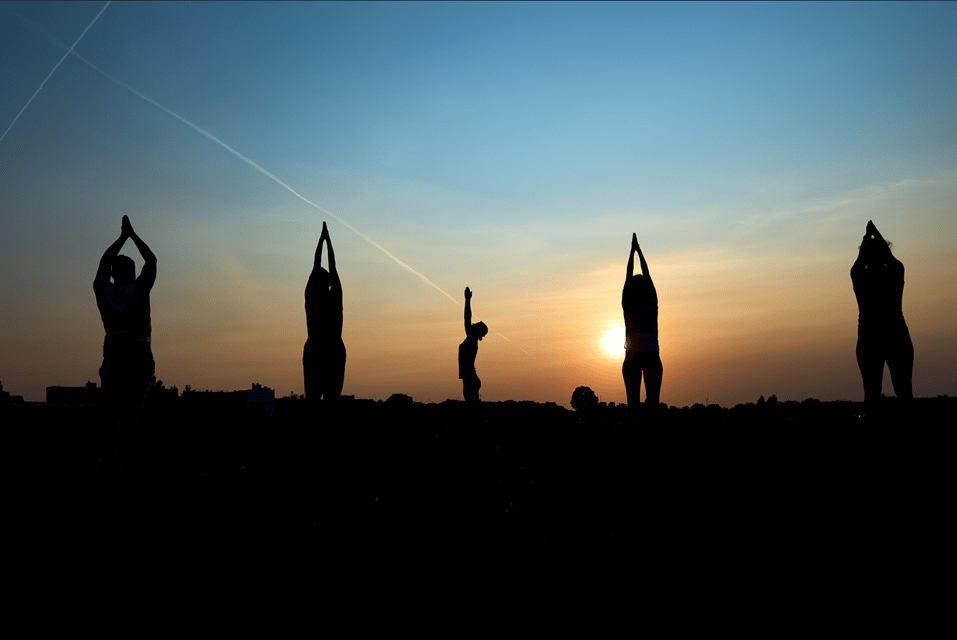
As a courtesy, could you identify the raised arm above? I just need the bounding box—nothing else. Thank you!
[464,287,473,335]
[851,231,868,277]
[325,223,342,299]
[306,223,328,300]
[123,216,157,291]
[95,225,128,290]
[314,222,328,270]
[325,223,338,276]
[637,242,650,280]
[123,216,155,263]
[626,233,637,280]
[866,220,895,263]
[628,233,652,280]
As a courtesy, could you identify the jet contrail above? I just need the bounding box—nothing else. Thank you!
[1,2,111,143]
[18,19,461,306]
[14,13,529,354]
[495,332,530,356]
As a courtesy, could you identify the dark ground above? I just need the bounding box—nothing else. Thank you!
[9,396,952,584]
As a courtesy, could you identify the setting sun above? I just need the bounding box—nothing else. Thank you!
[601,323,626,357]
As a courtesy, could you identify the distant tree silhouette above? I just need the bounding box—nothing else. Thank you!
[801,398,821,419]
[571,386,599,413]
[386,393,413,406]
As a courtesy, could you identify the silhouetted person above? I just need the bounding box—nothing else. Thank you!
[623,233,662,422]
[851,220,913,416]
[304,221,346,405]
[459,287,488,404]
[94,215,156,461]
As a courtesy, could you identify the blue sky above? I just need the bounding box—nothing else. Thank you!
[2,2,954,405]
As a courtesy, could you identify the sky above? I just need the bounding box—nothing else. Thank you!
[1,1,955,407]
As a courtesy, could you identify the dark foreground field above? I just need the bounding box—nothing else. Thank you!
[10,397,951,580]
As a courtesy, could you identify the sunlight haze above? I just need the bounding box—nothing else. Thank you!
[2,1,955,407]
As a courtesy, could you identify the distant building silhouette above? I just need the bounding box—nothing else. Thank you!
[181,388,248,412]
[47,381,100,407]
[0,382,24,406]
[179,383,275,416]
[248,383,275,416]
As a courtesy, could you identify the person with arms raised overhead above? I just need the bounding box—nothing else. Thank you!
[851,220,913,417]
[459,287,488,405]
[304,221,346,406]
[622,233,662,422]
[93,215,157,462]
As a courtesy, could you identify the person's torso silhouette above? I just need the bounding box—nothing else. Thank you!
[852,259,905,325]
[95,274,153,344]
[305,274,343,341]
[622,283,658,356]
[458,335,478,379]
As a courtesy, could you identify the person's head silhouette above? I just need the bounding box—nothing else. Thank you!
[858,220,894,267]
[623,273,654,306]
[111,255,136,286]
[312,267,331,294]
[471,321,489,341]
